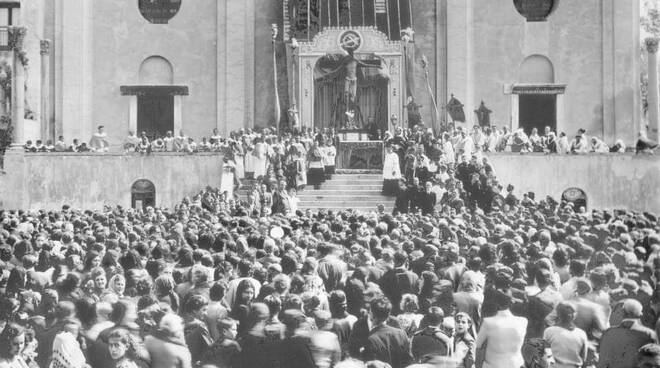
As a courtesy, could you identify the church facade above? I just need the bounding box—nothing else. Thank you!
[2,0,641,146]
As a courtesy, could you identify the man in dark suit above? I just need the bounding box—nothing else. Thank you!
[599,299,658,368]
[379,251,419,315]
[394,180,410,215]
[271,179,289,215]
[277,309,317,368]
[362,297,413,368]
[411,307,452,362]
[348,292,401,358]
[419,181,437,215]
[408,177,424,213]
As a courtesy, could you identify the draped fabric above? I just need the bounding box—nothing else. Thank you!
[288,0,414,41]
[314,54,389,129]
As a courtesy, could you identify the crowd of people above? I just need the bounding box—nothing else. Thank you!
[7,121,660,368]
[22,121,655,158]
[1,139,660,368]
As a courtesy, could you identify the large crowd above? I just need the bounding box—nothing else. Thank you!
[2,119,660,368]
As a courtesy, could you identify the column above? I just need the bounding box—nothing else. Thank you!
[11,28,26,145]
[40,39,51,142]
[60,0,93,144]
[216,0,227,134]
[646,38,659,141]
[128,96,137,134]
[446,0,474,127]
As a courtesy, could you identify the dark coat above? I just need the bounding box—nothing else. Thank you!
[411,327,451,362]
[363,324,413,368]
[379,267,420,314]
[418,191,437,215]
[277,335,317,368]
[348,316,401,358]
[598,320,658,368]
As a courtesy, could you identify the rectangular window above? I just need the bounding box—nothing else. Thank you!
[0,9,8,26]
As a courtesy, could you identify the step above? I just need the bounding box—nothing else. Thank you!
[329,174,384,179]
[321,184,382,190]
[298,201,393,207]
[297,191,386,196]
[322,181,383,187]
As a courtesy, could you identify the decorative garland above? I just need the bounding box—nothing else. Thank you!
[8,26,28,66]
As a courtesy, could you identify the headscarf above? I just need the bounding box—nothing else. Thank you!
[50,331,86,368]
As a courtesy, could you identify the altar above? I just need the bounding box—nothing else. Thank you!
[287,27,406,134]
[336,130,383,170]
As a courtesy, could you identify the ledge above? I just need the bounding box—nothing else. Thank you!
[20,151,224,157]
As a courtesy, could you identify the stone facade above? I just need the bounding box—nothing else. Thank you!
[0,0,638,147]
[2,151,660,212]
[0,150,224,210]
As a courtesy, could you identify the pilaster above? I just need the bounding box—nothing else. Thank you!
[646,38,659,140]
[40,39,51,141]
[59,0,93,144]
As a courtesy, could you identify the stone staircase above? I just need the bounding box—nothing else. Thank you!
[236,172,395,213]
[297,172,394,212]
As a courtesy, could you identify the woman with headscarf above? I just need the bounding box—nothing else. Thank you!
[49,318,88,368]
[101,274,126,302]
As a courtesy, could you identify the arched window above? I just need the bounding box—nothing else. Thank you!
[139,56,174,85]
[519,54,554,84]
[131,179,156,209]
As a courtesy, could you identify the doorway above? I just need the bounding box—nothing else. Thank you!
[562,187,587,211]
[131,179,156,210]
[519,94,556,135]
[137,94,174,140]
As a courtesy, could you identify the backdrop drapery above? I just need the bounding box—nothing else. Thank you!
[313,53,389,130]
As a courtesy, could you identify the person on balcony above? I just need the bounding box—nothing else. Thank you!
[89,125,109,152]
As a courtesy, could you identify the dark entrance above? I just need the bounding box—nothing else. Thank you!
[561,187,587,211]
[519,94,556,135]
[138,95,174,140]
[131,179,156,210]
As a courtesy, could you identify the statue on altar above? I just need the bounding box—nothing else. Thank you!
[344,58,358,116]
[314,51,388,129]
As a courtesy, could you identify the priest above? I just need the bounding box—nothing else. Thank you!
[382,144,402,196]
